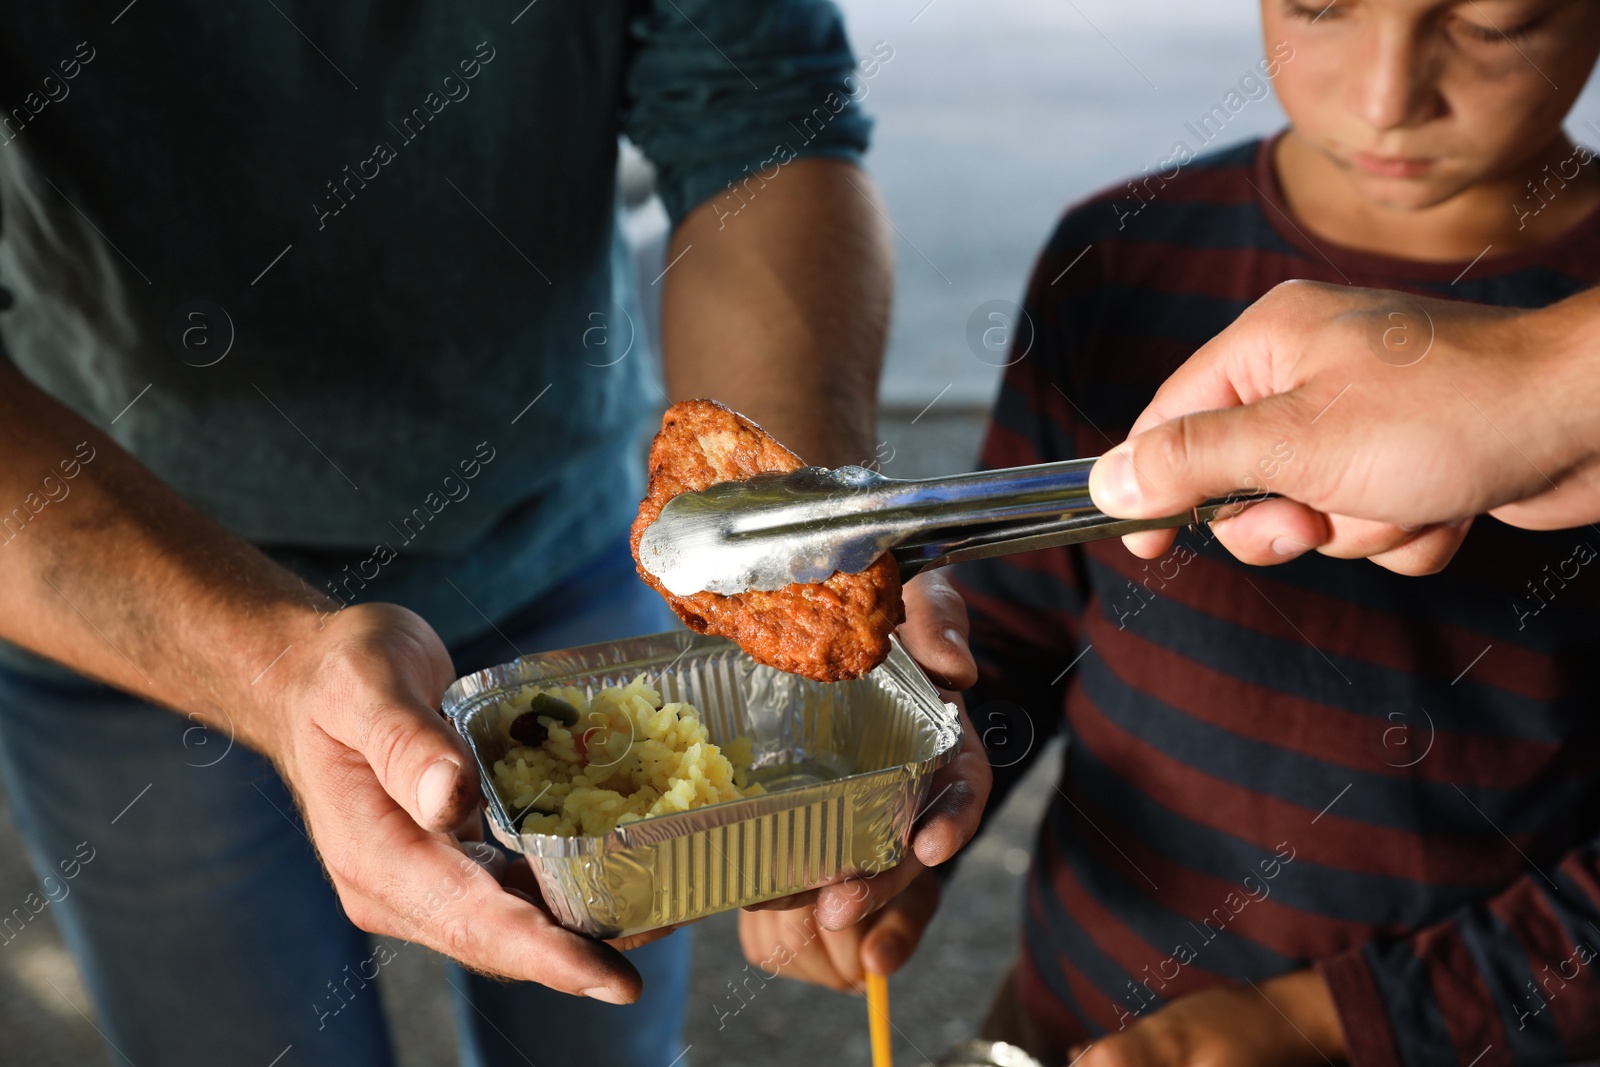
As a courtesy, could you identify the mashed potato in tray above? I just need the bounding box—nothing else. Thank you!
[490,675,765,837]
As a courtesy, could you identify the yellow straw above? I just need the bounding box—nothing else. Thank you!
[867,971,893,1067]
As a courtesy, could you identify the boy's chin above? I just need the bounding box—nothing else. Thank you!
[1345,170,1469,214]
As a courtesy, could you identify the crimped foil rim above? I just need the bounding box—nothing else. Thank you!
[445,629,960,858]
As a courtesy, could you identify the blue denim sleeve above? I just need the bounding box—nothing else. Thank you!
[623,0,876,225]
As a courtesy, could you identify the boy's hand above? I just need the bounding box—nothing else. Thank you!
[895,571,979,692]
[1067,970,1346,1067]
[736,869,942,991]
[744,573,990,928]
[733,575,975,991]
[741,697,988,927]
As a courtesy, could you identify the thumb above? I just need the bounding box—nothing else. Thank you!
[896,572,977,690]
[355,699,479,833]
[314,639,479,834]
[1089,392,1306,520]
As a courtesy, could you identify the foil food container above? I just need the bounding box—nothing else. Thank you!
[445,629,961,938]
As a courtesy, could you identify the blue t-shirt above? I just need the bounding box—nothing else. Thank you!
[0,2,871,664]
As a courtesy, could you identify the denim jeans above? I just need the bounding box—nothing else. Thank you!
[0,540,691,1066]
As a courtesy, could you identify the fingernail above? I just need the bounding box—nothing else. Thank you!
[1270,537,1310,557]
[581,986,630,1005]
[417,758,461,826]
[1095,447,1140,512]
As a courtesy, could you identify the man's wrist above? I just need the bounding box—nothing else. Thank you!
[205,597,340,762]
[1523,288,1600,478]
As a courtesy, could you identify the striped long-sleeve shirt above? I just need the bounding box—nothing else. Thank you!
[953,134,1600,1067]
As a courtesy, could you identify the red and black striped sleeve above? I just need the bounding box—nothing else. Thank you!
[1322,838,1600,1067]
[953,211,1102,813]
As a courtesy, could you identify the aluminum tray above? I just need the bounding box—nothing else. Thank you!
[446,629,960,938]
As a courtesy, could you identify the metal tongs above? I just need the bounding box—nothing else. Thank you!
[637,455,1271,596]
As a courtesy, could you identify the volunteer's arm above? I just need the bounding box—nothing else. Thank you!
[1086,280,1600,574]
[661,155,887,469]
[0,359,649,1002]
[623,0,894,470]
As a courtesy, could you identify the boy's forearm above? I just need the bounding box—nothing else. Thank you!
[0,358,330,746]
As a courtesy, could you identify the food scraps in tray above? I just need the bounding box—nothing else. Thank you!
[490,676,764,837]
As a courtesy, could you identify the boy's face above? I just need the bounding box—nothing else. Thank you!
[1264,0,1600,210]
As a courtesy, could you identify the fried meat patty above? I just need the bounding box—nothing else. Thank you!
[630,400,903,682]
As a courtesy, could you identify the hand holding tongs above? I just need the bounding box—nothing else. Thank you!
[637,455,1272,597]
